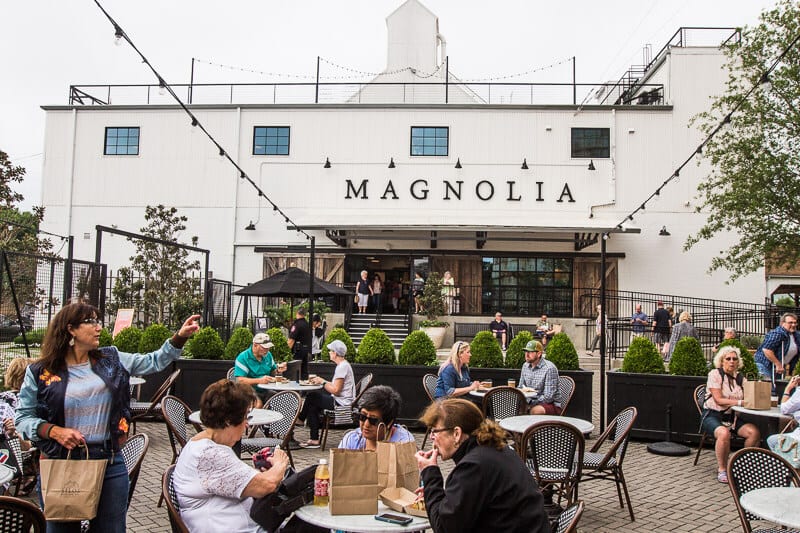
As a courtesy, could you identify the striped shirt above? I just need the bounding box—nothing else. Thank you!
[64,362,112,444]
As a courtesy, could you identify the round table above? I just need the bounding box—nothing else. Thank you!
[129,376,146,386]
[499,415,595,436]
[188,408,283,427]
[732,405,794,433]
[740,487,800,528]
[469,388,538,400]
[294,502,430,532]
[257,381,323,393]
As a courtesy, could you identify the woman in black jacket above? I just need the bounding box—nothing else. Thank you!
[416,399,549,533]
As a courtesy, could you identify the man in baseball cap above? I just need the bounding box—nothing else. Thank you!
[518,340,561,415]
[234,332,287,406]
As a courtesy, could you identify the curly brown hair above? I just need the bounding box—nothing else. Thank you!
[420,398,507,450]
[199,379,256,429]
[4,358,34,390]
[40,302,104,373]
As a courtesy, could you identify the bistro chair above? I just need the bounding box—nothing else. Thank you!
[482,386,528,421]
[554,500,585,533]
[4,435,38,497]
[162,395,202,466]
[557,375,576,415]
[241,390,302,468]
[162,464,190,533]
[421,373,439,448]
[0,495,46,532]
[579,406,637,521]
[130,369,182,433]
[727,447,800,533]
[226,366,236,381]
[120,433,149,509]
[320,373,373,450]
[693,384,746,466]
[519,421,584,507]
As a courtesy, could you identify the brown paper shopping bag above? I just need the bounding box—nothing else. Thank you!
[742,379,771,410]
[328,448,379,515]
[40,443,107,521]
[377,440,419,492]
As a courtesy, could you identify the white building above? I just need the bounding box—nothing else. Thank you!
[39,0,766,318]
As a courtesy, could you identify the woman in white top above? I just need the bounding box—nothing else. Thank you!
[174,379,290,533]
[768,375,800,451]
[297,340,356,448]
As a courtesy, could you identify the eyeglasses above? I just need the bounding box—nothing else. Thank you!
[429,427,454,436]
[358,413,382,426]
[724,357,739,361]
[80,318,101,326]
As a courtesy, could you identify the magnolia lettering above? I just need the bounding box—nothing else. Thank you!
[345,179,576,203]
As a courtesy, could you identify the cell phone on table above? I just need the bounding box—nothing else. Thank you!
[375,513,413,526]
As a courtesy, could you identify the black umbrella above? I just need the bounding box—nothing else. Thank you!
[234,267,351,297]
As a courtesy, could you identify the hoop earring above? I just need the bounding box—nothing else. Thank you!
[69,336,75,347]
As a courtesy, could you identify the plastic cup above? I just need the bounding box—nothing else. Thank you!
[481,380,492,389]
[507,379,515,388]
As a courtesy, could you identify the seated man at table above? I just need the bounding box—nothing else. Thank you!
[490,312,509,350]
[339,385,414,451]
[518,340,561,415]
[535,314,554,347]
[234,333,287,406]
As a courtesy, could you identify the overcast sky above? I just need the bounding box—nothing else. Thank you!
[0,0,778,210]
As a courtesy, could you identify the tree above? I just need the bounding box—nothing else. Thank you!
[686,1,800,279]
[0,150,52,255]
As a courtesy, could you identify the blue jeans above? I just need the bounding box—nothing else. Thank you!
[41,451,129,533]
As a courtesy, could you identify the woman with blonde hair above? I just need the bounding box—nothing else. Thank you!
[415,399,548,533]
[665,310,699,361]
[433,341,480,399]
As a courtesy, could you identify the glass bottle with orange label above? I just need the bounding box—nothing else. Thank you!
[313,458,330,506]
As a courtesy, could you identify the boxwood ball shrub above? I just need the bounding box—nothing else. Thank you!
[139,323,172,353]
[224,327,254,361]
[266,327,292,363]
[668,336,708,376]
[398,330,437,365]
[356,328,395,365]
[505,331,534,369]
[470,331,504,368]
[621,336,665,374]
[113,326,142,354]
[98,328,113,347]
[13,328,46,346]
[185,326,225,360]
[324,328,357,363]
[545,332,580,371]
[717,339,759,377]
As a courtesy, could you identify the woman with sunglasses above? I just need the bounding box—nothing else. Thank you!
[15,302,200,532]
[339,385,414,450]
[415,399,548,533]
[701,346,760,484]
[434,341,481,400]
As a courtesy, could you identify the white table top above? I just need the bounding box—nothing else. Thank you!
[740,487,800,528]
[295,502,430,532]
[257,381,323,392]
[499,415,595,435]
[188,408,283,427]
[129,376,145,386]
[731,405,786,418]
[469,387,538,399]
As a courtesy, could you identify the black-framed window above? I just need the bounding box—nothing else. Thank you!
[253,126,290,155]
[571,128,610,158]
[481,257,573,315]
[411,127,448,156]
[104,127,139,155]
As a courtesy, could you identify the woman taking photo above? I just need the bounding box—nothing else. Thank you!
[434,341,480,400]
[415,399,548,533]
[339,385,414,450]
[15,302,200,532]
[174,379,290,532]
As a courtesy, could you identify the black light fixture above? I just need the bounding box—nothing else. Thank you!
[218,147,225,157]
[324,157,331,168]
[388,157,395,169]
[588,160,596,171]
[521,158,529,170]
[113,24,124,46]
[455,158,462,169]
[659,226,671,236]
[191,117,198,127]
[245,221,256,231]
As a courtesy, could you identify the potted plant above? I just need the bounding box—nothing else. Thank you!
[355,328,395,365]
[417,271,448,349]
[668,337,708,376]
[545,332,580,371]
[398,330,437,366]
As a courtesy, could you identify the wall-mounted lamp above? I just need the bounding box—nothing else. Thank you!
[388,157,395,169]
[628,128,636,134]
[521,158,529,170]
[455,158,462,169]
[545,125,552,131]
[245,221,256,231]
[324,157,331,168]
[588,160,596,171]
[659,226,671,236]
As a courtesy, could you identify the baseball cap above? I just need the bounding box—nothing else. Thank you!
[523,340,544,352]
[327,339,347,357]
[253,332,274,349]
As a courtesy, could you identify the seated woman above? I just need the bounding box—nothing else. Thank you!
[339,385,414,450]
[434,341,480,400]
[174,379,290,532]
[297,340,355,448]
[1,358,34,493]
[415,399,549,533]
[701,346,760,483]
[768,374,800,454]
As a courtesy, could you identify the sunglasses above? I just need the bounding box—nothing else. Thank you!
[80,318,101,326]
[724,357,739,361]
[358,413,383,426]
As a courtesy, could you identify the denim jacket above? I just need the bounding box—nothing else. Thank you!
[435,363,471,399]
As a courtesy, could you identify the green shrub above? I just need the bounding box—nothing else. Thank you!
[505,331,534,369]
[398,330,437,365]
[266,328,292,363]
[13,328,46,345]
[184,326,225,360]
[139,323,172,353]
[224,327,253,361]
[740,335,763,350]
[545,332,580,371]
[356,328,395,365]
[98,328,113,347]
[470,331,504,368]
[717,339,759,378]
[324,328,357,363]
[668,337,708,376]
[113,327,143,353]
[621,337,665,374]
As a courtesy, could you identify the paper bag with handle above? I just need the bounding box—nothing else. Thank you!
[377,440,419,492]
[742,379,771,410]
[39,443,108,521]
[328,448,379,515]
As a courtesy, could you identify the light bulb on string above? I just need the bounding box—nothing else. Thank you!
[158,82,166,96]
[114,26,123,46]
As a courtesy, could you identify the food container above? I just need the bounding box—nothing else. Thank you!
[380,487,427,517]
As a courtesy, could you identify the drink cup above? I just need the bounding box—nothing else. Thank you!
[507,379,516,388]
[481,380,492,389]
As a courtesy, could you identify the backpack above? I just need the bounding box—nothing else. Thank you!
[249,464,316,531]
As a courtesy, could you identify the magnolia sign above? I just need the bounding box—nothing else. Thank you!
[344,179,576,203]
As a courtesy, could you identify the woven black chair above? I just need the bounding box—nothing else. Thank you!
[519,421,584,507]
[692,384,746,466]
[161,395,202,466]
[4,436,38,497]
[162,464,190,533]
[420,373,439,448]
[120,433,149,509]
[482,386,528,421]
[130,369,181,433]
[727,447,800,533]
[0,495,45,532]
[557,375,576,415]
[320,373,373,450]
[579,406,637,521]
[554,500,584,533]
[226,366,236,382]
[241,390,302,468]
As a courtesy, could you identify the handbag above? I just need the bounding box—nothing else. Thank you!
[250,465,316,532]
[39,443,108,521]
[768,422,800,468]
[354,295,359,304]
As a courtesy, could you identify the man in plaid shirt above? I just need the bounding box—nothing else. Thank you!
[518,340,561,415]
[755,312,800,382]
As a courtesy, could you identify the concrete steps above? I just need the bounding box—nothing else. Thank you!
[348,314,409,349]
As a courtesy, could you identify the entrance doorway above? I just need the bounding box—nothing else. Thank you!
[344,255,416,314]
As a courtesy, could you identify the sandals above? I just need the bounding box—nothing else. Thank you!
[717,470,728,483]
[300,439,321,449]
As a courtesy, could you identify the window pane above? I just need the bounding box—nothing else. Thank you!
[105,127,139,155]
[571,128,610,158]
[253,126,290,155]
